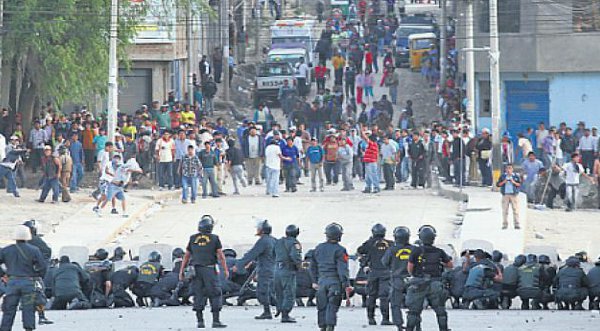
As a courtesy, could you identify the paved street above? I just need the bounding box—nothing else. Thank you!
[38,306,600,331]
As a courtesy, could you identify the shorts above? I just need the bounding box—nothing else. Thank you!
[99,180,109,195]
[106,183,125,201]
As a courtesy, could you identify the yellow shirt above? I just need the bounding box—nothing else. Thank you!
[332,56,345,70]
[181,111,196,125]
[121,125,137,138]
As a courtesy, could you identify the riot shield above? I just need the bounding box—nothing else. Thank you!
[524,245,560,266]
[439,243,459,263]
[138,244,174,271]
[112,260,140,271]
[58,246,90,267]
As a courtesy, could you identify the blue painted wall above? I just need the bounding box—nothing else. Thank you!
[549,73,600,129]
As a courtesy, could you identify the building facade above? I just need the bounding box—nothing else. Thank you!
[456,0,600,135]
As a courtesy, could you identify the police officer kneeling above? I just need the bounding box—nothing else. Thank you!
[406,225,453,331]
[274,224,303,323]
[0,225,48,331]
[180,215,228,328]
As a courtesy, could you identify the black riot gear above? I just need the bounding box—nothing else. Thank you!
[325,223,343,241]
[23,220,38,236]
[148,251,162,263]
[285,224,300,238]
[526,254,538,264]
[172,248,185,261]
[371,223,386,238]
[222,248,237,258]
[94,249,109,260]
[514,255,527,267]
[418,225,436,245]
[198,215,215,234]
[393,226,410,245]
[538,255,551,265]
[256,219,272,235]
[113,246,126,260]
[492,250,503,263]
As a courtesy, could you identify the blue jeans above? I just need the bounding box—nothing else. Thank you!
[478,159,492,186]
[158,162,174,189]
[0,279,36,330]
[364,162,380,191]
[389,85,398,104]
[201,168,218,197]
[0,166,18,196]
[70,163,84,192]
[39,177,60,202]
[401,157,411,182]
[283,163,297,190]
[182,175,198,201]
[266,167,280,196]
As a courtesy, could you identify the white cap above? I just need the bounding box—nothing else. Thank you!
[481,128,490,134]
[14,225,32,241]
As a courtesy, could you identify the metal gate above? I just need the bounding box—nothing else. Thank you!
[118,68,152,115]
[505,80,550,138]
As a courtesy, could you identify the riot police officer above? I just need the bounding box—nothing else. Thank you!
[500,254,526,309]
[85,248,113,308]
[555,256,589,310]
[180,215,228,328]
[381,226,414,330]
[23,220,53,324]
[588,257,600,310]
[110,265,138,308]
[357,223,393,325]
[406,225,453,331]
[110,246,126,262]
[273,224,303,323]
[310,223,352,331]
[462,249,502,309]
[50,255,90,310]
[0,225,48,331]
[517,254,542,310]
[296,249,316,307]
[132,251,164,307]
[234,219,277,320]
[538,254,556,309]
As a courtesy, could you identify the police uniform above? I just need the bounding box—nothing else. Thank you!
[28,235,52,319]
[132,260,163,305]
[463,261,499,308]
[381,243,414,327]
[516,262,542,309]
[555,262,589,309]
[406,245,451,331]
[357,236,393,323]
[0,242,47,331]
[310,241,350,329]
[110,266,138,308]
[295,260,316,306]
[442,265,468,308]
[187,232,224,314]
[588,263,600,310]
[273,236,303,317]
[50,262,90,310]
[236,234,277,312]
[500,263,520,309]
[84,259,112,308]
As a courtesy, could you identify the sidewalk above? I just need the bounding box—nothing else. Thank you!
[0,188,178,252]
[438,183,527,259]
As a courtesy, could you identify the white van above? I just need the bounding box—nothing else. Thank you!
[270,19,317,67]
[267,48,313,85]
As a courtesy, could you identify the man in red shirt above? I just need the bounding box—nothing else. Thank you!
[362,130,380,193]
[315,62,327,92]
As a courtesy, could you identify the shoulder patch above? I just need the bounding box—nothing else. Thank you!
[294,243,302,250]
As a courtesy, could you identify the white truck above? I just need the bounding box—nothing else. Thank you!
[270,19,317,67]
[253,61,297,107]
[267,47,313,88]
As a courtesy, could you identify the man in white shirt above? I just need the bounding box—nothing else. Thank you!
[297,57,310,96]
[562,152,594,211]
[264,138,291,197]
[155,131,176,190]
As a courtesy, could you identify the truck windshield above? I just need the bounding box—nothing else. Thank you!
[258,64,293,77]
[272,37,309,46]
[268,54,302,65]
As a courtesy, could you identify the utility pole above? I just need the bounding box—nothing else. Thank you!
[255,2,261,55]
[223,0,230,101]
[439,0,447,90]
[186,5,194,106]
[465,0,476,131]
[489,0,502,181]
[107,0,119,143]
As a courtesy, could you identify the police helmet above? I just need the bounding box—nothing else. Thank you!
[538,254,551,265]
[285,224,300,238]
[393,226,410,245]
[513,254,526,267]
[595,256,600,266]
[304,249,315,261]
[325,223,344,241]
[148,251,162,263]
[492,250,503,263]
[371,223,386,238]
[575,251,588,263]
[256,219,272,235]
[23,220,37,236]
[566,256,580,268]
[223,248,237,258]
[94,248,109,261]
[172,248,185,261]
[526,254,538,264]
[198,215,215,234]
[113,246,126,259]
[417,225,437,245]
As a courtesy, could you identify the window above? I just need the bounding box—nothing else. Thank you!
[573,0,600,32]
[479,0,521,33]
[479,81,491,118]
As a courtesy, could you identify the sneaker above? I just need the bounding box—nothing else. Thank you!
[191,200,196,204]
[111,208,119,215]
[122,214,129,218]
[182,200,188,204]
[514,224,521,230]
[233,191,240,195]
[310,188,316,192]
[93,206,99,213]
[272,194,280,198]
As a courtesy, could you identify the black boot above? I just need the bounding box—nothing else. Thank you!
[38,311,54,325]
[196,311,205,328]
[521,300,530,310]
[212,311,227,328]
[281,310,296,323]
[307,298,316,306]
[368,307,377,325]
[501,297,510,309]
[437,314,449,331]
[381,307,393,325]
[255,305,272,319]
[296,298,305,307]
[152,298,162,307]
[325,326,335,331]
[573,302,584,310]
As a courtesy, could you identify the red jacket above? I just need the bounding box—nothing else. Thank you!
[365,52,373,65]
[315,65,327,79]
[363,140,379,163]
